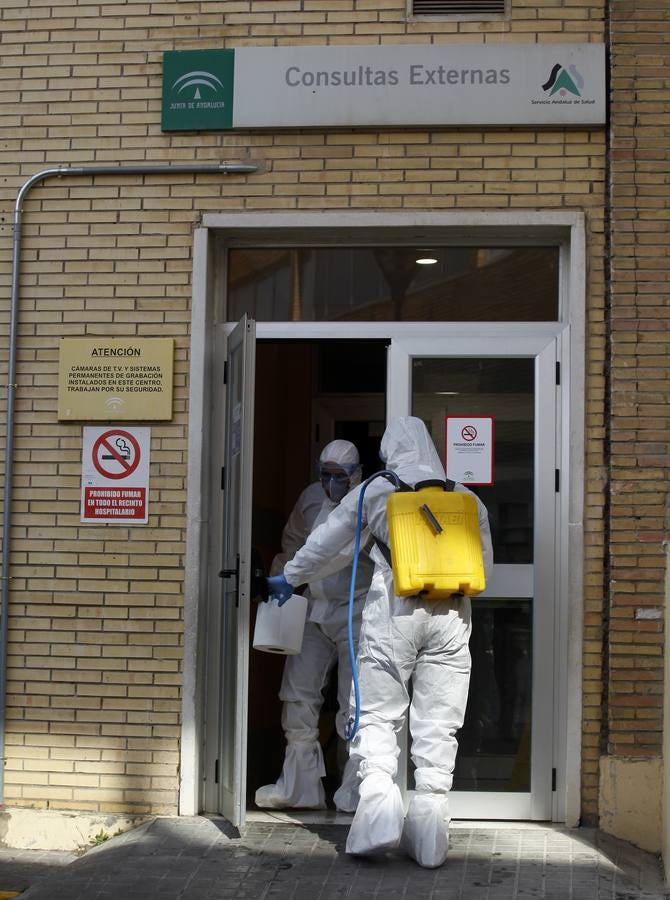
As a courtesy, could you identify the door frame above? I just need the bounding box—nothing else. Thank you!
[181,212,586,826]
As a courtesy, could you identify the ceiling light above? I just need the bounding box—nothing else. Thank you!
[415,250,438,265]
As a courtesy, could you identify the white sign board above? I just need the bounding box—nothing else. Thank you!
[162,42,605,130]
[81,426,150,524]
[445,416,494,486]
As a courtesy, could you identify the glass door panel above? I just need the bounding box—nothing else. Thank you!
[454,597,532,792]
[412,356,535,799]
[412,357,534,564]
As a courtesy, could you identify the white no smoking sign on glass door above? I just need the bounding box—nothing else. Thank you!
[445,416,494,486]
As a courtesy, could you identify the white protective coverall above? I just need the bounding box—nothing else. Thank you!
[284,417,493,867]
[255,440,374,812]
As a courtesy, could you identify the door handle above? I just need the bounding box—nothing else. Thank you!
[219,554,240,607]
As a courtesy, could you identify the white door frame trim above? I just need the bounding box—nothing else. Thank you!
[181,211,585,825]
[180,226,213,814]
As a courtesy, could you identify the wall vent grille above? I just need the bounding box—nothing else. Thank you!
[412,0,505,15]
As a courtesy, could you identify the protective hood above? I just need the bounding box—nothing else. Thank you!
[379,416,445,485]
[319,439,362,488]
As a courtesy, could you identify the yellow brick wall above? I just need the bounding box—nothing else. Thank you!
[606,0,668,767]
[0,1,605,816]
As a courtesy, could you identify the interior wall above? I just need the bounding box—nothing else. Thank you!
[252,342,315,574]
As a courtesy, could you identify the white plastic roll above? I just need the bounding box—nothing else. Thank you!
[252,594,308,655]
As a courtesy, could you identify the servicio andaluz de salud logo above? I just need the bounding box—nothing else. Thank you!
[530,61,596,108]
[542,62,582,98]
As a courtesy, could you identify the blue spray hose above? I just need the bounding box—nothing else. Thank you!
[345,470,400,742]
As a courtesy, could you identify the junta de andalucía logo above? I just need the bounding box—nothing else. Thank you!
[171,70,226,105]
[161,50,235,131]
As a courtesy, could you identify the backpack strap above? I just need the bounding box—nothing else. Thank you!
[374,538,393,568]
[415,478,456,492]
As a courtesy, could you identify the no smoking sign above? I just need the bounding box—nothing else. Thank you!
[445,416,494,486]
[81,426,150,524]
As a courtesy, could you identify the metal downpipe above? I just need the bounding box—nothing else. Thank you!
[0,162,258,803]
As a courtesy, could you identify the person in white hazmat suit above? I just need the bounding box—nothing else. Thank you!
[269,417,493,868]
[256,439,374,813]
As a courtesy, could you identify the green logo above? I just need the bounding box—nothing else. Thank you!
[541,63,582,99]
[162,50,235,131]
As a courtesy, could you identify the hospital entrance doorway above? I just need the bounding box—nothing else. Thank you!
[193,224,579,829]
[206,323,562,828]
[231,329,559,825]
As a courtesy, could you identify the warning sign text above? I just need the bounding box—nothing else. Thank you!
[83,487,147,520]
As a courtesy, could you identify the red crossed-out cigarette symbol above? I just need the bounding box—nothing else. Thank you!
[92,430,141,479]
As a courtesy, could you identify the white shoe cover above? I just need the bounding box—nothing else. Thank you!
[345,772,404,856]
[401,793,450,868]
[254,741,326,810]
[333,755,360,813]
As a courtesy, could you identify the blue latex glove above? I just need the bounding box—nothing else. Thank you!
[266,575,294,607]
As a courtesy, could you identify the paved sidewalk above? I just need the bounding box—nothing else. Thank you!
[0,816,666,899]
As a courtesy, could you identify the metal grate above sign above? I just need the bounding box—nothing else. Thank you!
[412,0,505,14]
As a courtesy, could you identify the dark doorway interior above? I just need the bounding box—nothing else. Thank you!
[246,339,386,806]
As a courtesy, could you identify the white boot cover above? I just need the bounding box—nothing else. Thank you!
[401,792,450,868]
[345,772,404,856]
[333,754,360,813]
[254,741,326,810]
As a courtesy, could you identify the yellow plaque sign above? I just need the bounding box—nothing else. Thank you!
[58,338,174,421]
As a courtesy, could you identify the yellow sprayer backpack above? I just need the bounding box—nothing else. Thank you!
[379,478,486,600]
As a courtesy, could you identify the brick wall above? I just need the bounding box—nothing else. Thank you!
[606,1,669,763]
[0,1,605,816]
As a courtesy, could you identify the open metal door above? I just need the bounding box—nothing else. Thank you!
[217,315,256,826]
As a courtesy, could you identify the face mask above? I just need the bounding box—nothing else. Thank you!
[320,472,350,503]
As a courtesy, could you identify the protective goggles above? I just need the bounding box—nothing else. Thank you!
[319,467,352,486]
